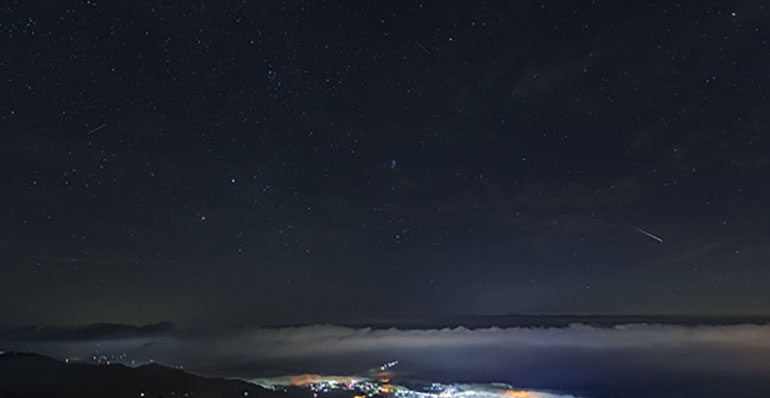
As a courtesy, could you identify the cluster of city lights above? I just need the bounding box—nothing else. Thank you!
[250,362,578,398]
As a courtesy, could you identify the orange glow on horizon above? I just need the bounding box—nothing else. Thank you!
[504,390,535,398]
[289,374,324,386]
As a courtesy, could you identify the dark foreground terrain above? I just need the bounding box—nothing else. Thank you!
[0,352,286,398]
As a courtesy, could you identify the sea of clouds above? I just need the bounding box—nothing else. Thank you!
[4,322,770,397]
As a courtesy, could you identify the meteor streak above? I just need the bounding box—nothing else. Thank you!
[635,227,663,243]
[87,123,107,134]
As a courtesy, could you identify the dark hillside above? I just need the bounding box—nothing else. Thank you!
[0,352,286,398]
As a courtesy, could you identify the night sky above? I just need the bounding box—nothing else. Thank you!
[2,1,770,328]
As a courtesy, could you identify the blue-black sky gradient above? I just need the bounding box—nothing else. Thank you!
[2,1,770,328]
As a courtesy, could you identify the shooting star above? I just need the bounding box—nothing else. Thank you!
[415,41,432,55]
[87,123,107,134]
[635,227,664,243]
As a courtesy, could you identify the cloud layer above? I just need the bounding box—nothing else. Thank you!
[4,322,770,397]
[0,322,175,342]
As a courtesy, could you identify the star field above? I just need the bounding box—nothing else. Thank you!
[1,1,770,326]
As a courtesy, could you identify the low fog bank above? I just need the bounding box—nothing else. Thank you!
[3,322,770,397]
